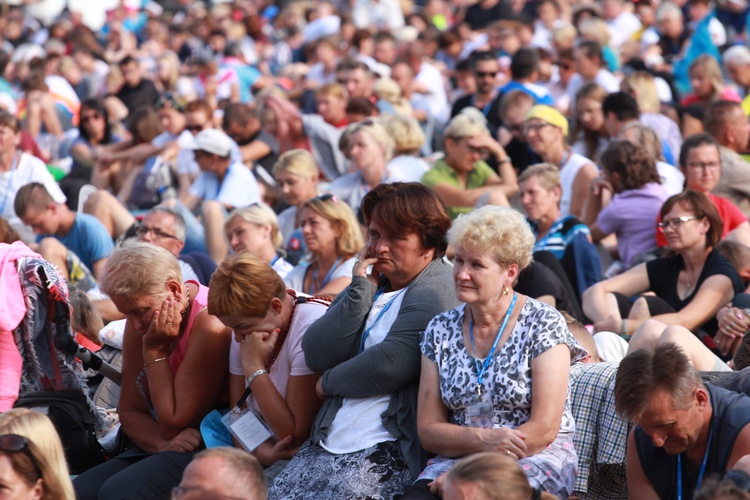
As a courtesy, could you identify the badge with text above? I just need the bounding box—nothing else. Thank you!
[222,407,273,452]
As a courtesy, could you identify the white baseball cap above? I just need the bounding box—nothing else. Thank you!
[180,128,233,157]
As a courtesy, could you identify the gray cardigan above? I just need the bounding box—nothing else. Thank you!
[302,257,458,476]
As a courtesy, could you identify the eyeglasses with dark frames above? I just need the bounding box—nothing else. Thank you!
[135,224,179,240]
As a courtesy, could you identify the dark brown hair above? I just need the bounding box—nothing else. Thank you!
[600,140,661,191]
[360,182,450,259]
[659,190,723,249]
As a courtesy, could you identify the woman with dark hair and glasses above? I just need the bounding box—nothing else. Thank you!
[583,190,744,352]
[73,244,231,498]
[69,98,121,177]
[283,194,363,295]
[0,408,76,499]
[268,182,458,499]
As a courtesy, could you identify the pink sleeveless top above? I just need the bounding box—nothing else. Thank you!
[168,281,208,373]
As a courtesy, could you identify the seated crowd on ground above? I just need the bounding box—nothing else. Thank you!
[9,0,750,498]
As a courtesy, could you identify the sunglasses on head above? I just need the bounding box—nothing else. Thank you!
[0,434,41,479]
[316,193,338,203]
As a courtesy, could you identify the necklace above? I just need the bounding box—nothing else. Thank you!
[181,284,191,321]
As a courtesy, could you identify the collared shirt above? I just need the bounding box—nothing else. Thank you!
[421,158,495,220]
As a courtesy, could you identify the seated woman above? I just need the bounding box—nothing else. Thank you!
[73,244,232,499]
[403,205,584,499]
[680,55,741,109]
[582,190,744,346]
[380,113,431,183]
[206,254,327,476]
[421,113,518,220]
[0,408,75,500]
[268,182,458,499]
[69,98,122,180]
[518,163,592,259]
[570,83,609,163]
[225,203,293,278]
[582,140,669,270]
[272,149,320,263]
[283,194,363,295]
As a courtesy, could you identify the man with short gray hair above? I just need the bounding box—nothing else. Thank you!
[174,447,267,500]
[615,343,750,499]
[135,207,202,283]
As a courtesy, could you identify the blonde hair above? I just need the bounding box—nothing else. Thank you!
[272,149,320,180]
[315,82,347,100]
[445,452,557,500]
[347,120,395,162]
[552,24,578,46]
[579,18,611,46]
[379,113,425,156]
[156,51,180,91]
[690,55,725,100]
[518,163,562,192]
[443,113,488,141]
[99,243,182,298]
[298,196,364,261]
[622,71,661,114]
[0,409,75,500]
[225,203,283,249]
[448,205,535,270]
[208,253,286,318]
[372,78,413,117]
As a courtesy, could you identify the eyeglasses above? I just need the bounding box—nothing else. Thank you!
[506,123,525,133]
[135,224,179,240]
[524,122,550,134]
[657,216,701,231]
[0,434,41,480]
[687,161,721,171]
[171,485,246,500]
[475,71,498,78]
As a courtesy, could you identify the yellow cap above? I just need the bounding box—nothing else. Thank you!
[525,105,569,137]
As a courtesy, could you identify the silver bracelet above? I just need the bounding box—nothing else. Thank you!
[246,369,268,388]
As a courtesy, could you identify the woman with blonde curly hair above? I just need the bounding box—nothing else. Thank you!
[0,408,75,500]
[283,194,364,295]
[402,205,585,499]
[225,203,294,278]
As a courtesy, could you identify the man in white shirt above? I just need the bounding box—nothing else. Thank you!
[603,0,642,47]
[180,129,261,264]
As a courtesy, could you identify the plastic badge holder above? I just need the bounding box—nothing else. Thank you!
[466,397,494,429]
[221,406,274,453]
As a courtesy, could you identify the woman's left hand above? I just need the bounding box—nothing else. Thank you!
[239,329,279,372]
[593,314,623,334]
[428,473,447,497]
[716,306,750,355]
[142,297,182,353]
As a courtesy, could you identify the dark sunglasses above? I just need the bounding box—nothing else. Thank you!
[185,124,205,133]
[0,434,41,479]
[475,71,498,78]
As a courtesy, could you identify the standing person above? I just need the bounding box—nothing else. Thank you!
[73,244,232,499]
[524,105,598,218]
[616,344,750,499]
[268,183,458,499]
[402,205,584,499]
[283,195,363,296]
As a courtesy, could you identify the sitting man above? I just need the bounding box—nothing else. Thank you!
[179,128,261,264]
[14,182,113,286]
[135,206,212,285]
[175,447,267,500]
[615,343,750,499]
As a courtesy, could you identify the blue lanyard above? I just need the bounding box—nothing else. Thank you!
[309,256,341,295]
[469,293,517,396]
[677,426,713,500]
[0,151,20,216]
[360,286,409,352]
[270,254,280,267]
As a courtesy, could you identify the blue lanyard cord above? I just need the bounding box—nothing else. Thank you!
[270,254,280,267]
[0,151,20,217]
[677,426,713,500]
[309,256,342,295]
[469,293,518,395]
[360,285,409,352]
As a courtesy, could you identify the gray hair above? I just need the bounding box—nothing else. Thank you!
[191,447,267,499]
[656,2,683,21]
[723,45,750,68]
[99,243,182,298]
[148,206,187,242]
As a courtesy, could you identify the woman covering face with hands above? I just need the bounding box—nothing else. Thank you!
[73,244,232,499]
[207,253,328,477]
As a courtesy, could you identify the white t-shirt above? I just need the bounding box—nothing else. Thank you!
[656,161,685,197]
[387,155,431,183]
[559,152,593,217]
[320,288,405,453]
[566,70,620,108]
[189,161,261,209]
[416,62,450,125]
[283,256,356,294]
[606,11,642,47]
[0,152,66,241]
[228,300,327,414]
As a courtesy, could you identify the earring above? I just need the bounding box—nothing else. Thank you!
[502,286,509,295]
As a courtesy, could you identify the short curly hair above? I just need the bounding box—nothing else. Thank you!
[447,205,535,270]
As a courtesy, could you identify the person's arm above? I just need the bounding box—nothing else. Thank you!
[516,343,572,455]
[626,430,661,500]
[569,163,599,218]
[70,143,95,169]
[180,192,201,212]
[582,263,651,324]
[142,301,232,439]
[239,141,272,165]
[317,276,352,295]
[91,258,108,279]
[469,134,518,197]
[417,355,527,458]
[726,221,750,248]
[581,176,612,226]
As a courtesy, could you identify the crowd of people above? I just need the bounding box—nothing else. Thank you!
[7,0,750,498]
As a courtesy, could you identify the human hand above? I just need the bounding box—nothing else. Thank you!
[594,314,623,335]
[354,243,379,285]
[142,297,182,353]
[590,175,614,197]
[239,329,279,373]
[428,472,448,496]
[477,427,527,459]
[467,133,504,158]
[163,428,202,452]
[316,377,326,399]
[270,435,301,462]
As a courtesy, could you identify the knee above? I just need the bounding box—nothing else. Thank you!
[661,325,692,344]
[630,319,668,345]
[83,189,108,214]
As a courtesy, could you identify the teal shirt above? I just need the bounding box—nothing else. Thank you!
[421,158,495,219]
